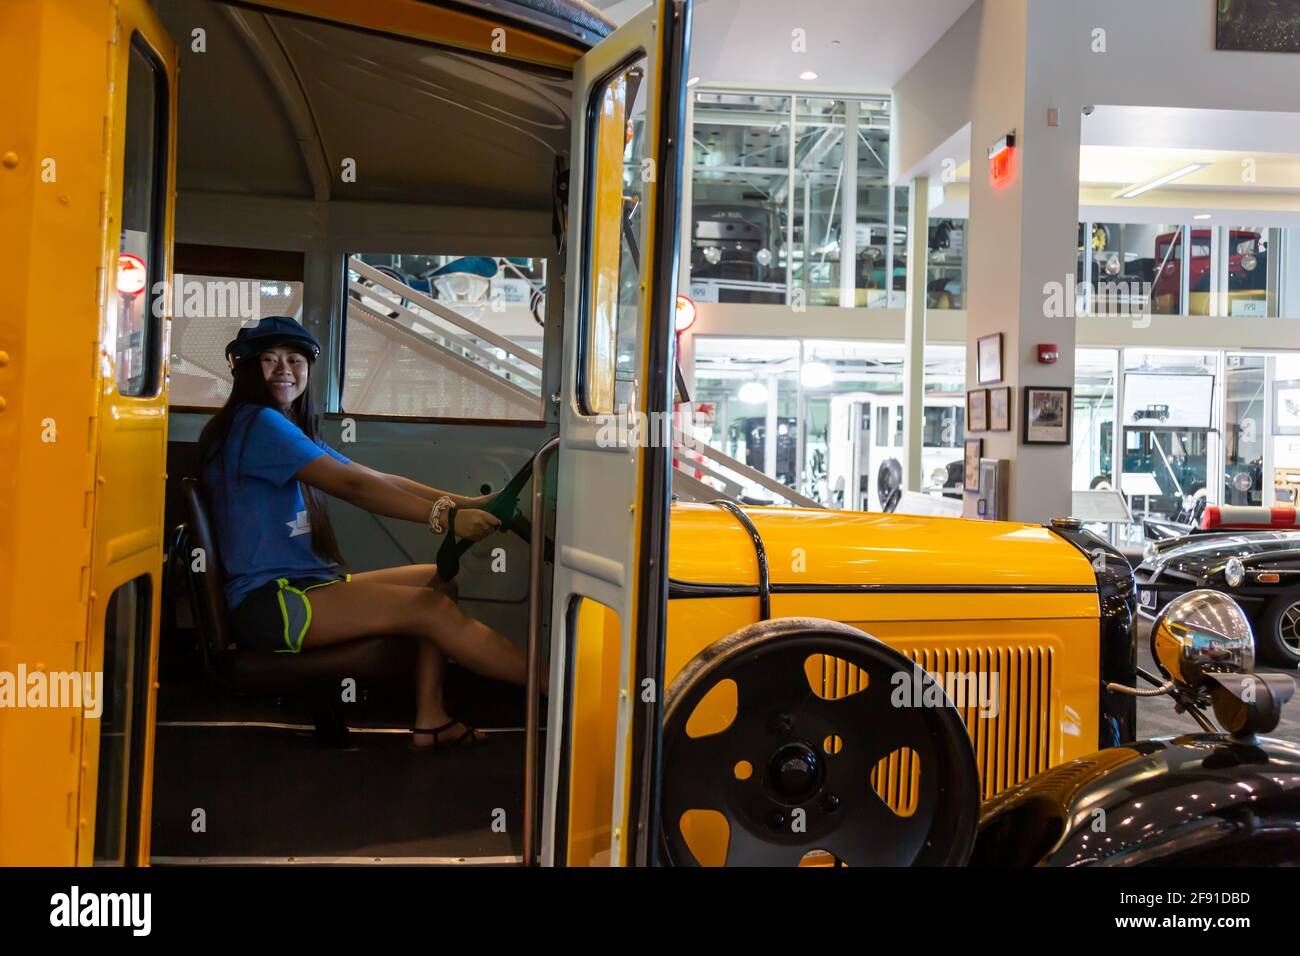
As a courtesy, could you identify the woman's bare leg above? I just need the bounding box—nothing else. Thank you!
[344,566,470,742]
[350,564,444,590]
[337,565,546,694]
[411,638,455,743]
[303,580,531,687]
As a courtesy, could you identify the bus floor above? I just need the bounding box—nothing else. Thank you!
[149,642,533,861]
[149,723,530,861]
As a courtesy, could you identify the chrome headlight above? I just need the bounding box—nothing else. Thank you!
[1241,252,1258,272]
[1151,589,1254,690]
[1225,557,1246,588]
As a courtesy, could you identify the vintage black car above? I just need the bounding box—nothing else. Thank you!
[1135,530,1300,666]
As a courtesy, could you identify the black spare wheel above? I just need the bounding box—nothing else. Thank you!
[661,618,980,866]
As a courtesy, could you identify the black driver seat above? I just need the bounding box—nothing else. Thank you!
[178,478,415,742]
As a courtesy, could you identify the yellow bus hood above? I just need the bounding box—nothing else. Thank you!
[668,502,1098,589]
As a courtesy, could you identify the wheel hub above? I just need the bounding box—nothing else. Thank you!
[768,742,821,801]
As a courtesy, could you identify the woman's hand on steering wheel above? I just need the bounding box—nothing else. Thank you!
[464,491,498,511]
[454,508,501,542]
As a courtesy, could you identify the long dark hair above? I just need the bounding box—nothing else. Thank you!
[198,347,344,566]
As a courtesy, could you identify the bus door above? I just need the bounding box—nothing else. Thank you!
[543,0,691,866]
[0,0,177,866]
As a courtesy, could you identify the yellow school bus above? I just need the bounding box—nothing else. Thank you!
[2,0,1142,868]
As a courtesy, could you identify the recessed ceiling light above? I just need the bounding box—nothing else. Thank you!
[1194,213,1212,220]
[687,76,700,87]
[1114,163,1209,200]
[800,71,818,81]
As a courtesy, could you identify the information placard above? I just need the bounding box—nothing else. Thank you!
[1071,489,1135,524]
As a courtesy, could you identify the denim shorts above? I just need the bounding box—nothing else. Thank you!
[230,575,351,653]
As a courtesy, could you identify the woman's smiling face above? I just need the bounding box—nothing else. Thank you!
[260,345,310,410]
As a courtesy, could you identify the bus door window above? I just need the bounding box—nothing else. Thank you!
[580,60,647,416]
[115,36,168,397]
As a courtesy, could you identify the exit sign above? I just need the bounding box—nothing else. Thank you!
[988,131,1016,188]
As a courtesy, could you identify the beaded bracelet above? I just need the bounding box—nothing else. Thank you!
[427,495,454,535]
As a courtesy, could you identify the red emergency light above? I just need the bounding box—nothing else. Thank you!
[988,132,1016,189]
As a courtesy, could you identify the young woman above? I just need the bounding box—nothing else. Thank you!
[199,315,540,749]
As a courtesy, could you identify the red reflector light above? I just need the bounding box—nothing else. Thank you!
[117,253,147,296]
[1258,573,1280,583]
[675,293,697,333]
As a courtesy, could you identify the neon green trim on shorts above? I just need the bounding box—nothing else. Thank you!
[274,578,293,653]
[273,575,350,653]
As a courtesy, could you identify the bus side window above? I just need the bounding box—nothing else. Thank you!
[578,57,647,416]
[93,576,151,864]
[115,35,169,398]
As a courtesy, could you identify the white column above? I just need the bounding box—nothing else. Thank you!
[839,99,859,308]
[1265,355,1277,507]
[961,0,1080,522]
[1281,229,1300,318]
[765,373,778,479]
[1212,225,1228,317]
[786,95,796,303]
[796,340,806,495]
[903,176,929,492]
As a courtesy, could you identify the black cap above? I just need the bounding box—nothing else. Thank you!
[225,316,321,367]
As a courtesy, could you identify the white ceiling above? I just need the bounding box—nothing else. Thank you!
[1083,105,1300,155]
[929,104,1300,226]
[591,0,977,90]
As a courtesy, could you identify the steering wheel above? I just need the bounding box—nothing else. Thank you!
[434,442,555,581]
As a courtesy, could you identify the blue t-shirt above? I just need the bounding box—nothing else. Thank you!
[203,405,352,608]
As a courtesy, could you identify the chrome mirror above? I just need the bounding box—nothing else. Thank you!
[1151,589,1255,691]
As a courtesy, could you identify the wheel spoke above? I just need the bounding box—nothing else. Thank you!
[723,824,810,867]
[1281,603,1300,651]
[733,645,817,717]
[830,700,933,767]
[662,729,745,814]
[820,789,933,866]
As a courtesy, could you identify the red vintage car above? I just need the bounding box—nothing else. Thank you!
[1152,227,1266,313]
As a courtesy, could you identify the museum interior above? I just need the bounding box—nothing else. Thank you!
[14,0,1300,876]
[168,0,1300,537]
[156,0,1300,740]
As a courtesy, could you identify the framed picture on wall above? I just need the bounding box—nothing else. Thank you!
[1217,0,1300,53]
[989,386,1011,431]
[1023,385,1072,445]
[967,389,988,432]
[1274,379,1300,436]
[977,333,1004,385]
[964,439,982,492]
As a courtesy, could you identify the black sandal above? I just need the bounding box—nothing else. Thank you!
[409,719,488,751]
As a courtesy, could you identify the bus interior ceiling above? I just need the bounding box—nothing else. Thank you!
[150,0,573,859]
